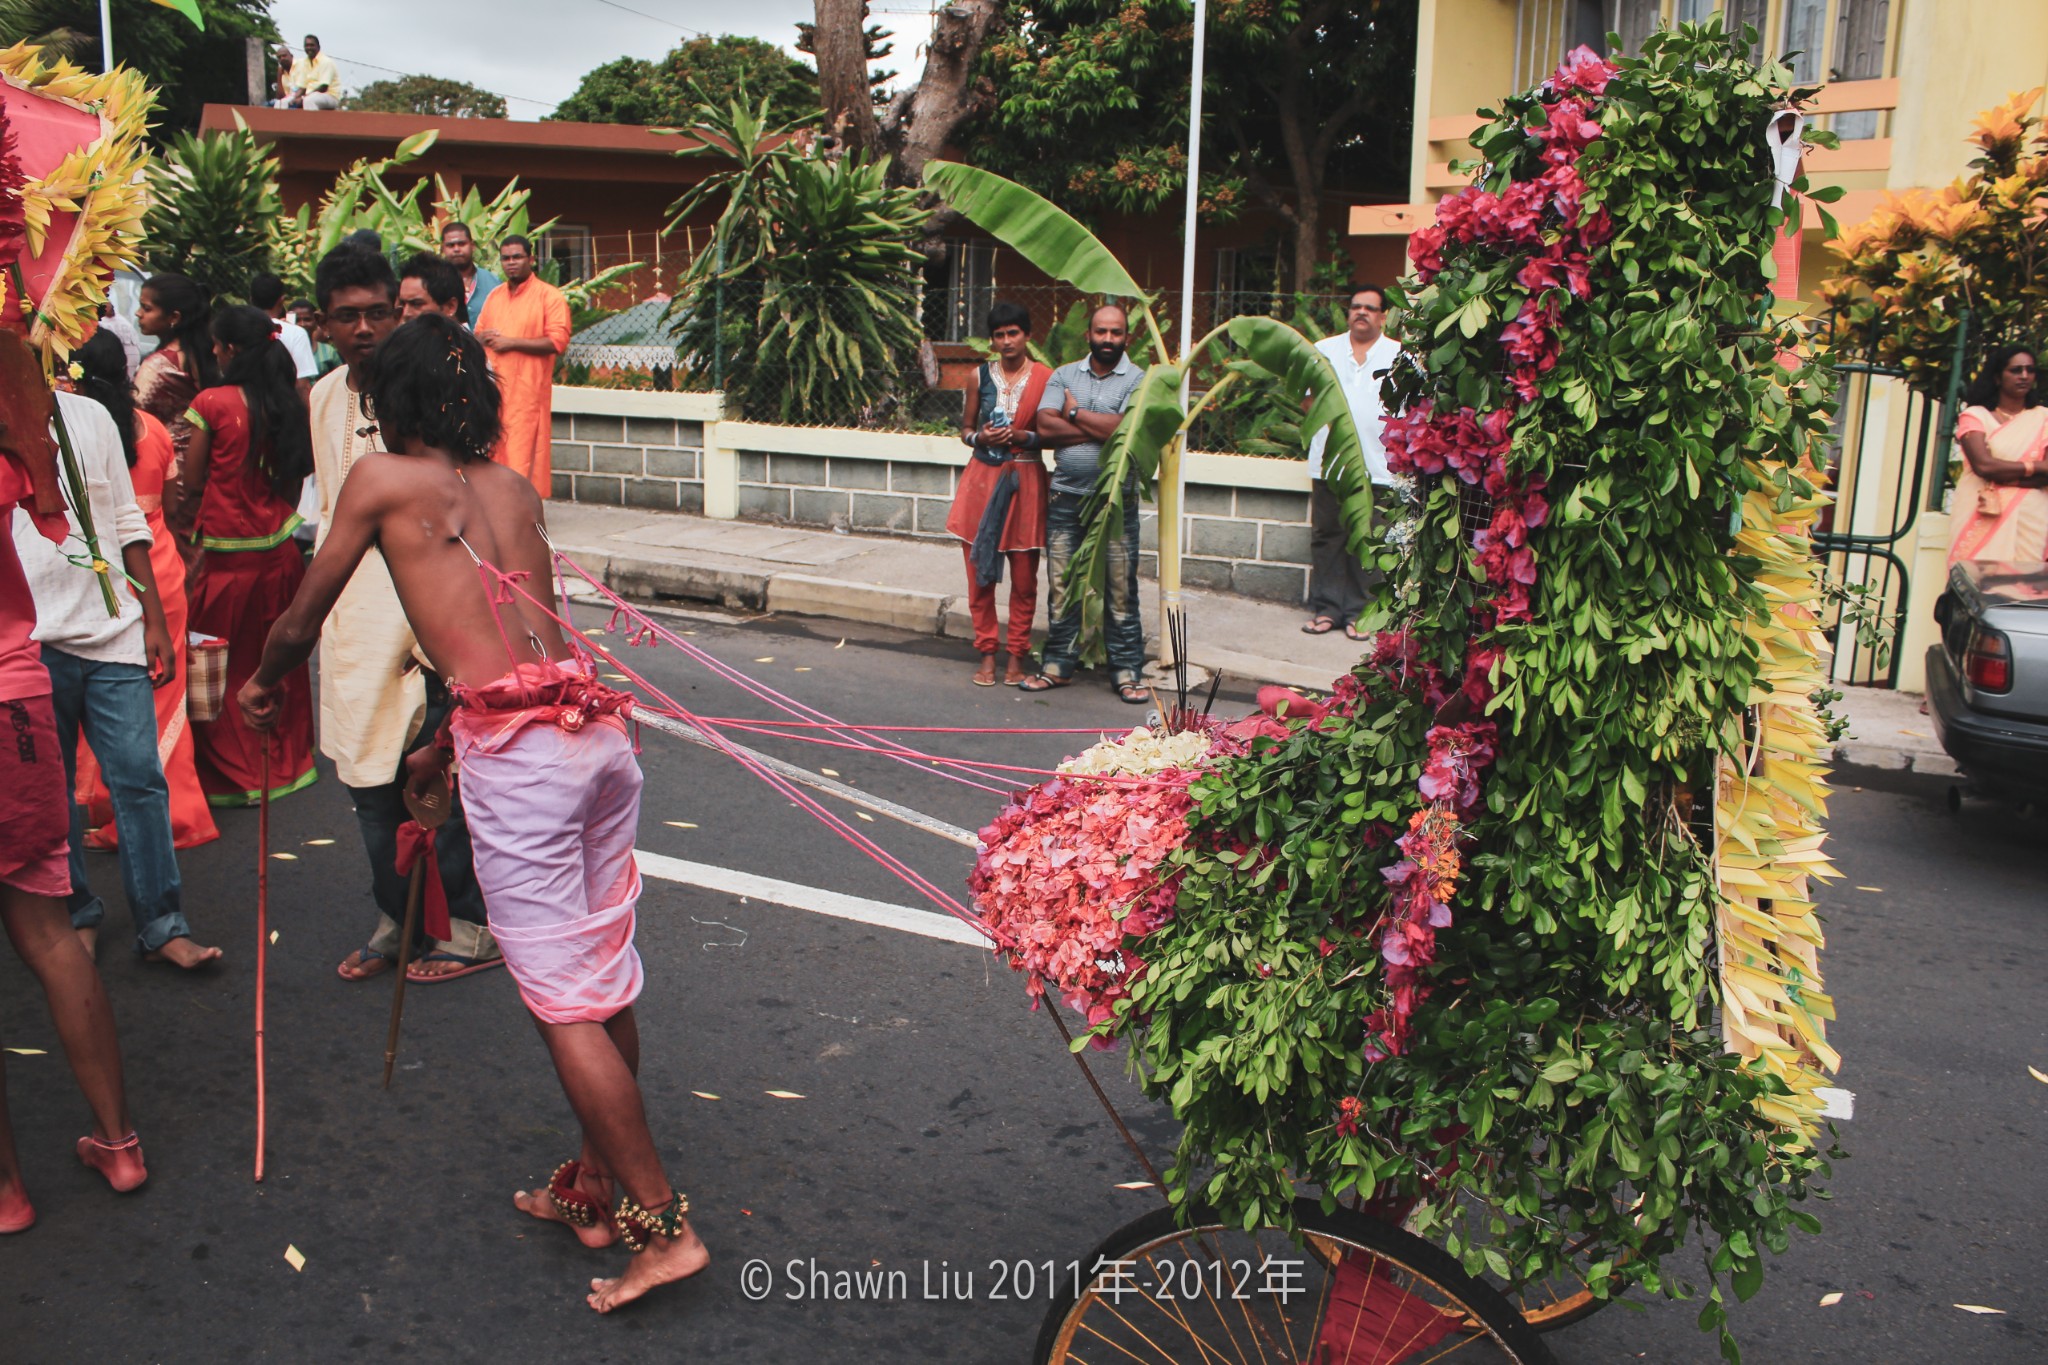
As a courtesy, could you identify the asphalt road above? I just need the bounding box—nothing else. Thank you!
[1,605,2041,1364]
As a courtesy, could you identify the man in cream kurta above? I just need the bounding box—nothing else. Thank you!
[311,248,499,982]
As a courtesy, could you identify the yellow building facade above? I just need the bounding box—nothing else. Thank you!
[1354,1,2048,691]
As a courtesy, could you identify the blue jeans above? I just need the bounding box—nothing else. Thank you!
[42,646,192,953]
[1042,490,1145,686]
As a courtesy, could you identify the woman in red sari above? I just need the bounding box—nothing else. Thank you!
[173,306,317,806]
[945,302,1052,687]
[66,330,218,849]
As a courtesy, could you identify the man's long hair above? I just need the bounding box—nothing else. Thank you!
[366,314,501,462]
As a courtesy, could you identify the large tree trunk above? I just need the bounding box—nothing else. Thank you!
[891,0,1002,185]
[813,0,882,152]
[810,0,1001,189]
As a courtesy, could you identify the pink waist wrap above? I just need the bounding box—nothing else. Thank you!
[450,660,645,1024]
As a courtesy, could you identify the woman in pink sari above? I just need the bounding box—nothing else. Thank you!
[1949,345,2047,566]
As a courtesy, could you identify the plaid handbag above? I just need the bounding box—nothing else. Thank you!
[186,634,230,722]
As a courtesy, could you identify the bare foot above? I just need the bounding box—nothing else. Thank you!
[515,1167,619,1249]
[587,1225,710,1313]
[971,655,996,687]
[76,1132,147,1192]
[0,1180,34,1234]
[75,926,97,959]
[1003,661,1031,686]
[145,937,222,970]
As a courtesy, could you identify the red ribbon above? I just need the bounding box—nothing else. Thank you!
[393,820,451,944]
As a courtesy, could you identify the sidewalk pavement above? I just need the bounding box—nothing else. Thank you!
[547,502,1364,693]
[1826,683,1957,777]
[548,503,1959,775]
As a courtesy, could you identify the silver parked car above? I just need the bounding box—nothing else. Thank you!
[1928,560,2048,804]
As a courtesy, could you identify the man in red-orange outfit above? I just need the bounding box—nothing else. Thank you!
[474,236,570,498]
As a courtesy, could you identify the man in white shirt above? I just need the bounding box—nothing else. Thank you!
[10,393,219,967]
[1303,285,1402,638]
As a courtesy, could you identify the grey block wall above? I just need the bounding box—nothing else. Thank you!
[550,412,706,515]
[551,407,1316,604]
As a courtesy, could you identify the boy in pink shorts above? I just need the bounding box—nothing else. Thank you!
[237,314,705,1311]
[0,362,148,1232]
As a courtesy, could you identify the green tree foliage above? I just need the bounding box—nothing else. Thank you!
[0,0,277,132]
[550,35,818,127]
[142,117,281,299]
[963,0,1416,289]
[346,74,507,119]
[664,92,927,424]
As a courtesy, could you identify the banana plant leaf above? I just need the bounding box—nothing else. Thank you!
[922,162,1156,338]
[1225,315,1375,559]
[1063,359,1187,619]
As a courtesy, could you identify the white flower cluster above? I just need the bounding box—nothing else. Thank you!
[1058,726,1215,777]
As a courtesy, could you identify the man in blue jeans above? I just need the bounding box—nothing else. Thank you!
[11,392,219,968]
[1025,304,1149,703]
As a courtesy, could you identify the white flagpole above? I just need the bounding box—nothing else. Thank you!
[1158,0,1207,667]
[99,0,114,71]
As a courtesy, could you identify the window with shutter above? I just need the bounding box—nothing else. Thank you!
[1831,0,1891,139]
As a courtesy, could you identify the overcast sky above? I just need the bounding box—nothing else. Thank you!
[268,0,935,118]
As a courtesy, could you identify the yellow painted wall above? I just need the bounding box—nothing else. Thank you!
[1889,3,2048,190]
[1412,0,1522,200]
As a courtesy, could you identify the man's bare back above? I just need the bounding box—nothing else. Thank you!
[258,440,568,693]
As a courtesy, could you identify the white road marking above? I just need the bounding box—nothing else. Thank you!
[634,851,990,948]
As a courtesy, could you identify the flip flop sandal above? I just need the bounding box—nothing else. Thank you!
[336,946,392,982]
[1017,673,1073,692]
[406,951,506,983]
[1344,623,1371,641]
[1116,683,1151,705]
[1301,616,1337,634]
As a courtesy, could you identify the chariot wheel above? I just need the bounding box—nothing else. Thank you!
[1034,1198,1558,1365]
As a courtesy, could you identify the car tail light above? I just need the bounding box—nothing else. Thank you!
[1965,625,2012,693]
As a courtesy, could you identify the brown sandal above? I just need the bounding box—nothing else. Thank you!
[1017,673,1072,692]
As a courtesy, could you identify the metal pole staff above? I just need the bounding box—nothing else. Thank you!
[1157,0,1208,668]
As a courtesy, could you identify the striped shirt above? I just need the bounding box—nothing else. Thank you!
[1040,354,1143,496]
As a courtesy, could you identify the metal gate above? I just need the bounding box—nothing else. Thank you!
[1812,315,1970,687]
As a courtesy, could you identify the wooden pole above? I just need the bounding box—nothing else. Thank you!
[381,771,451,1089]
[381,863,428,1088]
[254,747,269,1183]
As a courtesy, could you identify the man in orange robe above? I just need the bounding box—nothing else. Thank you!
[475,235,571,498]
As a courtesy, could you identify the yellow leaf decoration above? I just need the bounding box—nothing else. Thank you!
[0,43,155,371]
[1714,453,1840,1145]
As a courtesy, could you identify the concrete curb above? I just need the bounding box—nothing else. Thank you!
[556,539,1343,693]
[1829,742,1960,777]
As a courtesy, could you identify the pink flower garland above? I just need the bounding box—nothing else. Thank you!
[1358,46,1617,1068]
[970,772,1197,1031]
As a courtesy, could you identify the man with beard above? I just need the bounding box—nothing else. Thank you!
[474,236,570,498]
[1025,304,1148,703]
[312,249,498,986]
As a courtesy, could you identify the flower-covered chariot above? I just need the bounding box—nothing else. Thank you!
[968,25,1846,1365]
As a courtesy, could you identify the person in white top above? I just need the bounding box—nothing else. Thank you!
[1303,285,1402,638]
[252,272,323,543]
[10,392,220,968]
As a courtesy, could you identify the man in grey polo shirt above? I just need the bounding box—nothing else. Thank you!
[1024,304,1149,703]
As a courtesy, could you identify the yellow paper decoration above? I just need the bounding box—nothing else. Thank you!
[1713,451,1841,1144]
[0,42,155,371]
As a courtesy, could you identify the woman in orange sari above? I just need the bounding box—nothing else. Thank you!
[67,331,218,849]
[1949,345,2048,565]
[174,306,317,806]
